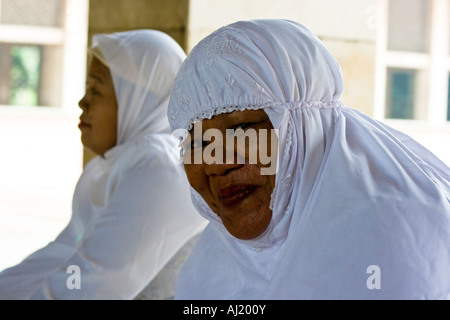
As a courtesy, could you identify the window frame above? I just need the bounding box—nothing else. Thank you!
[374,0,450,125]
[0,0,88,113]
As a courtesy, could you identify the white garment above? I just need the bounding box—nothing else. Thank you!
[0,29,206,299]
[168,19,450,299]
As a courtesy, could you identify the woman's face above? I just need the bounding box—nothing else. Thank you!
[78,56,118,156]
[183,109,277,240]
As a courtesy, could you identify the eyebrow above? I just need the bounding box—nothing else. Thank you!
[87,73,104,84]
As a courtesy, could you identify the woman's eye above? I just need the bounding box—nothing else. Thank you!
[85,84,100,95]
[232,122,255,131]
[231,122,255,132]
[89,88,100,95]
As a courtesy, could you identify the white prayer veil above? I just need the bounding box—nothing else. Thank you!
[168,19,450,299]
[82,30,207,298]
[93,29,186,140]
[89,29,187,206]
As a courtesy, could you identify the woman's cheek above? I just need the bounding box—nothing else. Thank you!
[184,164,210,196]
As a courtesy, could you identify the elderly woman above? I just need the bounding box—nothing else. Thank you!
[168,19,450,299]
[0,29,206,299]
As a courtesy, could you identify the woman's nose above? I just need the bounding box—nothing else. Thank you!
[204,161,243,177]
[78,95,88,110]
[202,134,246,176]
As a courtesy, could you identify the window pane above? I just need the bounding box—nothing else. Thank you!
[9,45,41,106]
[386,68,416,119]
[388,0,429,52]
[0,0,63,27]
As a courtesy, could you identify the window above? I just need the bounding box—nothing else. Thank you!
[0,0,65,107]
[387,0,430,53]
[1,0,63,27]
[376,0,450,124]
[386,68,416,119]
[8,45,42,106]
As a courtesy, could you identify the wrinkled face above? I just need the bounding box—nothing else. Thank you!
[182,109,278,240]
[78,56,118,156]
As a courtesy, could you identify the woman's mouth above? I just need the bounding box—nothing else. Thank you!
[217,184,258,209]
[78,120,90,129]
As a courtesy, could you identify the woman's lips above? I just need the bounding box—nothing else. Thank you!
[78,119,90,129]
[217,184,258,209]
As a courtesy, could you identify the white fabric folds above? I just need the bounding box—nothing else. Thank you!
[0,29,206,299]
[168,19,450,299]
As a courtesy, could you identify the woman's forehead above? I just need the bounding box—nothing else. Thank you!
[87,56,111,84]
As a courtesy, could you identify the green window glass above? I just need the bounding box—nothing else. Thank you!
[386,68,416,119]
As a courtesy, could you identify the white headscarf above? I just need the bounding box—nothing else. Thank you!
[88,29,188,207]
[168,19,450,299]
[0,30,206,299]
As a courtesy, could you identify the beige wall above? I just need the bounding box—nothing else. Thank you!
[324,40,376,115]
[187,0,378,48]
[186,0,379,116]
[88,0,189,49]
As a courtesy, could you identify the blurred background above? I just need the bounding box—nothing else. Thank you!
[0,0,449,272]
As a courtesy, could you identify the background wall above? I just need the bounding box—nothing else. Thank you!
[88,0,189,49]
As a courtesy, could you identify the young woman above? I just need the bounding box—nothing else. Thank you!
[0,29,206,299]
